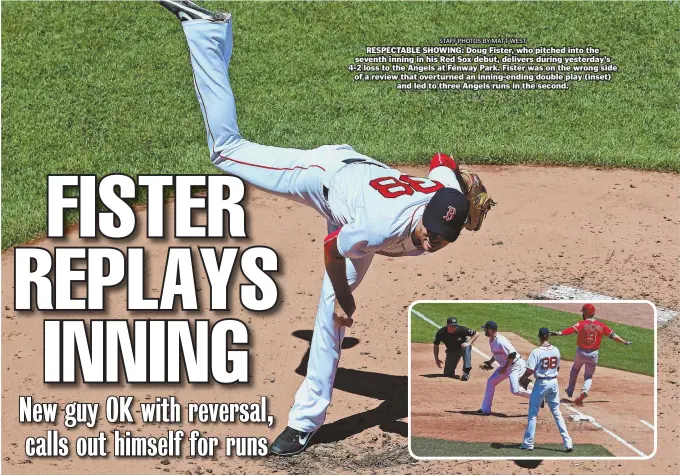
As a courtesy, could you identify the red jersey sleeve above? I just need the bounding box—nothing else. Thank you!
[561,321,582,335]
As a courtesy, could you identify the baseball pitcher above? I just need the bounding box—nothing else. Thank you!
[158,1,495,456]
[551,303,632,406]
[519,328,573,452]
[476,321,531,414]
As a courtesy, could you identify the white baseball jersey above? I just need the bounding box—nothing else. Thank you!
[522,343,571,450]
[480,334,530,412]
[527,344,561,379]
[328,163,457,259]
[489,333,520,367]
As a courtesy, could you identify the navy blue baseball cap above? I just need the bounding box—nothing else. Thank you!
[538,327,550,338]
[481,320,498,330]
[446,317,458,326]
[422,188,469,242]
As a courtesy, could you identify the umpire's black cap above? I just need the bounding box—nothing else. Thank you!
[422,188,469,242]
[481,320,498,330]
[446,317,458,326]
[538,327,550,338]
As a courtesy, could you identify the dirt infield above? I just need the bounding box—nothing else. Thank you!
[2,165,679,474]
[533,302,656,329]
[410,333,655,457]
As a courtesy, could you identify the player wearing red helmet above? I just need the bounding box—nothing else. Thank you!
[550,304,632,405]
[581,303,596,318]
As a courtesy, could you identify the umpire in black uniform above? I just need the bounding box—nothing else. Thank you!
[433,317,478,380]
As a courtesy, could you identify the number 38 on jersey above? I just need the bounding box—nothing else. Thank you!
[541,356,558,369]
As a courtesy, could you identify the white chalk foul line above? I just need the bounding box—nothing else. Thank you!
[589,420,646,457]
[411,308,647,458]
[537,285,678,326]
[640,419,655,431]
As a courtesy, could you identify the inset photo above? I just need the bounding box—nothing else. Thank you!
[408,301,656,460]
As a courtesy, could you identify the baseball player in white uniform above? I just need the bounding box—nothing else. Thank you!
[158,1,495,456]
[476,321,531,415]
[519,328,573,452]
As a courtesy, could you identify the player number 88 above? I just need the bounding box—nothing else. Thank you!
[369,175,444,198]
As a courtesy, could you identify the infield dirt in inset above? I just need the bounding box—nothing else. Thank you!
[2,165,678,474]
[533,302,656,329]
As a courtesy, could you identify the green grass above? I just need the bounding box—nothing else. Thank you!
[411,303,654,376]
[3,1,679,247]
[410,437,613,457]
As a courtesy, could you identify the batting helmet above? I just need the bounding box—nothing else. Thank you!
[582,303,595,317]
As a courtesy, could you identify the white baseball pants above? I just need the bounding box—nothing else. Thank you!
[480,358,531,413]
[183,19,371,221]
[182,18,459,433]
[522,378,572,449]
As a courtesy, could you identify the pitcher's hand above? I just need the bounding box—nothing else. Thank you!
[333,297,355,328]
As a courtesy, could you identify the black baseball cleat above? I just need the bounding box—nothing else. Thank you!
[269,426,316,456]
[461,372,470,381]
[565,446,574,453]
[474,409,490,415]
[158,0,230,22]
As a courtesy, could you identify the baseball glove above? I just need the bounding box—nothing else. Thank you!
[479,360,494,371]
[519,376,532,390]
[459,170,496,232]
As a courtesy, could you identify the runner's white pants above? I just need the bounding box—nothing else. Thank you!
[480,358,531,413]
[183,19,459,433]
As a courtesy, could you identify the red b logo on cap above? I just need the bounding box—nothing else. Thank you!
[443,206,457,221]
